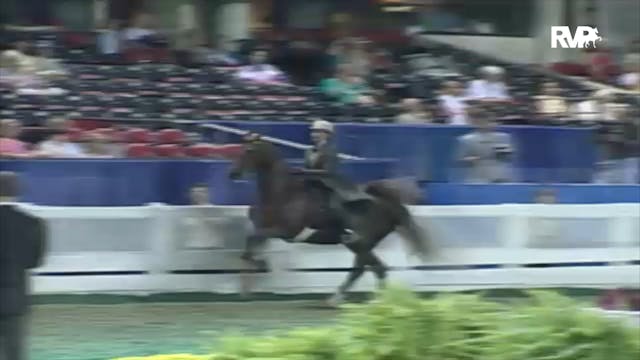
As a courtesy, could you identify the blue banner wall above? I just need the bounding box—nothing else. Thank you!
[0,159,397,206]
[425,183,640,205]
[209,122,597,183]
[1,159,637,206]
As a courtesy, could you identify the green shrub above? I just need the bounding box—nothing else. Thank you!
[114,286,640,360]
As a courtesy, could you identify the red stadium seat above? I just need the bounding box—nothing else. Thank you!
[66,128,84,142]
[212,144,244,159]
[125,128,153,143]
[157,128,186,144]
[155,144,184,157]
[126,143,155,158]
[95,127,116,142]
[185,143,213,158]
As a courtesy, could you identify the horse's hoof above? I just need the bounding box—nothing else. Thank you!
[255,259,269,272]
[326,293,344,308]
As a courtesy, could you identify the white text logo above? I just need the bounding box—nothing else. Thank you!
[551,26,602,48]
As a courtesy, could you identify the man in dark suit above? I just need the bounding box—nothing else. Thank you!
[0,171,46,360]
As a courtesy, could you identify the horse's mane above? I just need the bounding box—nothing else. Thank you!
[249,140,302,198]
[251,140,286,170]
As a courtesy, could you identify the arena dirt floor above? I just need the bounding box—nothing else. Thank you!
[30,290,618,360]
[31,300,339,360]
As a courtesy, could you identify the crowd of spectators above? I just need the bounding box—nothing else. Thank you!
[551,38,640,92]
[0,39,67,95]
[0,18,638,183]
[0,117,113,158]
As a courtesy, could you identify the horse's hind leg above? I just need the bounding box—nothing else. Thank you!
[328,254,367,307]
[362,251,388,290]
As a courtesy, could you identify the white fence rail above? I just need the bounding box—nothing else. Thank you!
[20,203,640,295]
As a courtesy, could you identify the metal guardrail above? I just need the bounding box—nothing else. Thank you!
[201,123,365,160]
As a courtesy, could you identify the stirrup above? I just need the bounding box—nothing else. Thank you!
[341,229,356,244]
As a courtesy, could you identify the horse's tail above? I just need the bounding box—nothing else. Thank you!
[395,206,432,262]
[365,179,432,261]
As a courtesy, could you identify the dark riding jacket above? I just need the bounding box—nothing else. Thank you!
[304,140,338,174]
[300,140,371,203]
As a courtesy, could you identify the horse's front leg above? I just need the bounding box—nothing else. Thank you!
[239,228,283,297]
[241,233,269,271]
[241,227,291,271]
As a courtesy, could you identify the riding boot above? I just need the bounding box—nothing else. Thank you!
[340,229,356,245]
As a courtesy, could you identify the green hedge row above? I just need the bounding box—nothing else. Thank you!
[115,287,640,360]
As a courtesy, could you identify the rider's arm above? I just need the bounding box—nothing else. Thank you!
[318,144,339,175]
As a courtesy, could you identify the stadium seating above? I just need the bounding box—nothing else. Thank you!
[5,26,637,127]
[1,27,637,186]
[126,143,154,158]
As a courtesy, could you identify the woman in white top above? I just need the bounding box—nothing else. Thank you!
[36,118,85,158]
[466,66,510,101]
[438,80,468,125]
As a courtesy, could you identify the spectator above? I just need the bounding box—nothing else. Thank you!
[96,20,123,62]
[174,29,198,66]
[587,46,615,83]
[36,118,84,158]
[572,89,628,122]
[0,119,29,158]
[235,49,287,84]
[320,65,374,104]
[193,38,239,66]
[123,13,154,42]
[618,53,640,91]
[396,98,431,124]
[344,39,371,78]
[324,40,347,76]
[438,80,468,125]
[534,188,557,204]
[31,45,67,79]
[182,183,225,249]
[82,132,113,158]
[534,81,569,121]
[466,66,510,101]
[0,48,66,95]
[0,171,47,360]
[189,183,211,205]
[0,50,38,88]
[370,47,394,75]
[123,13,165,48]
[456,108,516,183]
[594,111,640,184]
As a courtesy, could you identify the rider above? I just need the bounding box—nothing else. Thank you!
[299,119,371,213]
[305,119,338,175]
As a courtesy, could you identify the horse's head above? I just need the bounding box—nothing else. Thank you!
[229,133,278,180]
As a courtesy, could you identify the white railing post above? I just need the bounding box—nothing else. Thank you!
[500,204,529,267]
[147,203,172,275]
[609,205,640,248]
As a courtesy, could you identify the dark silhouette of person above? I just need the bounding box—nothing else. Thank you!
[0,171,47,360]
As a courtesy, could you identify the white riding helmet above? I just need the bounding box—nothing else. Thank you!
[310,119,334,133]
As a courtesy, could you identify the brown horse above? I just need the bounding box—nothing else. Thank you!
[229,137,432,305]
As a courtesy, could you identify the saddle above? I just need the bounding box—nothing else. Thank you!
[292,168,373,204]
